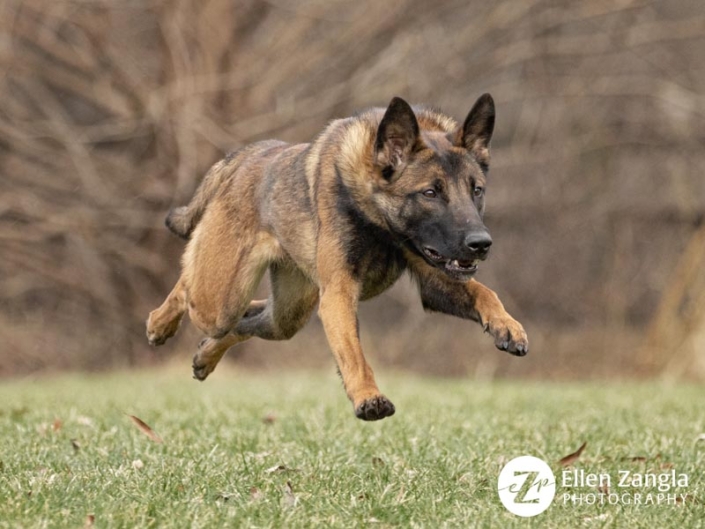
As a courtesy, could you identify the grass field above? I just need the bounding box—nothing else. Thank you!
[0,368,702,528]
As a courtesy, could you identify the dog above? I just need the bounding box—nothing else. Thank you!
[146,94,529,421]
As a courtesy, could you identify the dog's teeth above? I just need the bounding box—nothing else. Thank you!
[451,259,459,267]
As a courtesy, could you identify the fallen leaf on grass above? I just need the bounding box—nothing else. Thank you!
[619,454,674,469]
[371,457,385,467]
[131,459,144,470]
[697,434,705,443]
[558,441,587,467]
[127,415,163,443]
[84,514,95,528]
[282,481,298,508]
[52,419,63,432]
[265,464,297,474]
[262,413,276,424]
[622,456,647,462]
[70,439,81,452]
[676,494,699,505]
[250,487,264,501]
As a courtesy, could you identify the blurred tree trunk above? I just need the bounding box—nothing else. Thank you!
[641,223,705,378]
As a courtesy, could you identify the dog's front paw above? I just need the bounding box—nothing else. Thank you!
[146,311,181,346]
[484,316,529,356]
[354,395,396,421]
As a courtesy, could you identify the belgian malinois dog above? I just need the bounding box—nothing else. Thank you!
[147,94,528,421]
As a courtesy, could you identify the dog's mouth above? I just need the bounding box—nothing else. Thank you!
[421,246,479,275]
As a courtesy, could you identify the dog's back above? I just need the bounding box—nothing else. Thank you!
[165,140,289,239]
[164,107,456,240]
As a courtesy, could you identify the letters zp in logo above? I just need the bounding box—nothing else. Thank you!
[497,456,556,517]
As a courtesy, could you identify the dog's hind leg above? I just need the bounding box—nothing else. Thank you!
[191,299,267,380]
[192,333,247,381]
[193,266,317,380]
[188,234,279,379]
[235,262,319,340]
[243,299,268,319]
[146,277,187,346]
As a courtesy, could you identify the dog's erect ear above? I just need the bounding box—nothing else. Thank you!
[457,93,495,170]
[374,97,420,178]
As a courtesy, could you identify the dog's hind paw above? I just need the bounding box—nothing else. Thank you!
[354,395,396,421]
[192,355,216,381]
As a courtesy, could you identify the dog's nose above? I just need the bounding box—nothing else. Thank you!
[464,231,492,256]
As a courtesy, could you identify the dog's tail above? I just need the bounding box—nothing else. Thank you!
[165,155,235,239]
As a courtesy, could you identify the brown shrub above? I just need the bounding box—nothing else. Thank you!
[1,0,703,376]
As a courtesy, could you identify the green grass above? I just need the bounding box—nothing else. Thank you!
[0,368,703,528]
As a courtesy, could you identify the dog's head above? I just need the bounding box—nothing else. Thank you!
[371,94,496,281]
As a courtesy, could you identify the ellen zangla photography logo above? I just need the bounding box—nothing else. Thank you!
[498,454,693,516]
[497,456,556,517]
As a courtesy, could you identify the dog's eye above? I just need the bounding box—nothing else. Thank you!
[473,186,484,198]
[422,189,437,198]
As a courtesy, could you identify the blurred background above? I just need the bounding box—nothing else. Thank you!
[1,0,704,380]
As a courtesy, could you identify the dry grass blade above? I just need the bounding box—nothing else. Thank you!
[127,415,163,443]
[215,492,233,501]
[558,441,587,467]
[583,513,610,522]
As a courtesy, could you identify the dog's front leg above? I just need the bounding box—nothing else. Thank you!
[413,261,529,356]
[318,277,395,421]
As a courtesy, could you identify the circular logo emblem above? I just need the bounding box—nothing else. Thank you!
[497,455,556,517]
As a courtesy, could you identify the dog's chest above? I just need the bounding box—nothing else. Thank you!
[359,253,405,300]
[346,228,406,301]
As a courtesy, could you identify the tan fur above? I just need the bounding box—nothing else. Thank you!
[146,95,528,421]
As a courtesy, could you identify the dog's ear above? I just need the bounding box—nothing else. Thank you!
[374,97,420,178]
[456,93,495,170]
